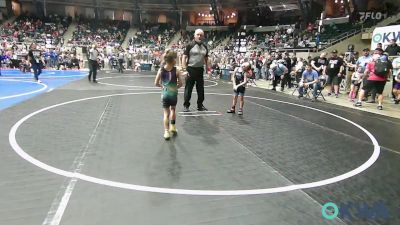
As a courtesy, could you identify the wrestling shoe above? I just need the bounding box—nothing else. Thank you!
[163,130,170,140]
[169,125,178,136]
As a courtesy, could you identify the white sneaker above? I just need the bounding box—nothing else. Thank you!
[37,80,42,83]
[163,130,170,140]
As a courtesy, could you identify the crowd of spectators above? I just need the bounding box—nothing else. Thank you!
[233,29,316,51]
[1,44,83,72]
[1,13,399,109]
[128,24,176,49]
[69,18,129,47]
[92,45,163,72]
[0,14,79,71]
[97,24,176,72]
[1,14,71,46]
[0,16,134,72]
[206,39,400,108]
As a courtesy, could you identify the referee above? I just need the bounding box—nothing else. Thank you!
[88,44,99,83]
[182,29,209,112]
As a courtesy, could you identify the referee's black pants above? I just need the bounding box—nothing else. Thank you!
[118,59,124,73]
[184,67,204,108]
[88,60,98,81]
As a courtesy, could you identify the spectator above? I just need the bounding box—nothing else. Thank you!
[355,50,393,110]
[294,57,306,83]
[356,48,372,69]
[393,70,400,104]
[311,52,327,76]
[20,57,30,73]
[345,52,358,92]
[69,54,80,70]
[349,66,364,101]
[324,50,344,97]
[282,52,293,90]
[365,48,388,103]
[298,63,320,101]
[392,56,400,102]
[384,39,400,56]
[269,60,288,91]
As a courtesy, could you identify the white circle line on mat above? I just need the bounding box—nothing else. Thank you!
[97,76,218,89]
[9,92,380,196]
[0,79,48,100]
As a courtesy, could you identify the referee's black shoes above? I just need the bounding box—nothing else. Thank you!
[197,105,208,111]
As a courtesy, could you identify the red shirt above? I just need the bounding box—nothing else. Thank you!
[366,61,386,81]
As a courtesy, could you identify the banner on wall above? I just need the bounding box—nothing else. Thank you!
[354,0,385,12]
[359,11,388,21]
[371,25,400,50]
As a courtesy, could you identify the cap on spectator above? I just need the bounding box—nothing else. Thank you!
[374,48,383,52]
[363,48,370,51]
[331,49,338,53]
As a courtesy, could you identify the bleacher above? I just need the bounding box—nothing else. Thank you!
[69,18,129,47]
[129,24,176,50]
[0,14,71,46]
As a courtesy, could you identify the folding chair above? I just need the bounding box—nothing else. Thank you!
[304,85,326,101]
[291,80,300,96]
[315,88,326,100]
[312,79,326,101]
[293,80,326,101]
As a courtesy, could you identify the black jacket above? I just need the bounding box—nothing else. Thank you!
[385,44,400,56]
